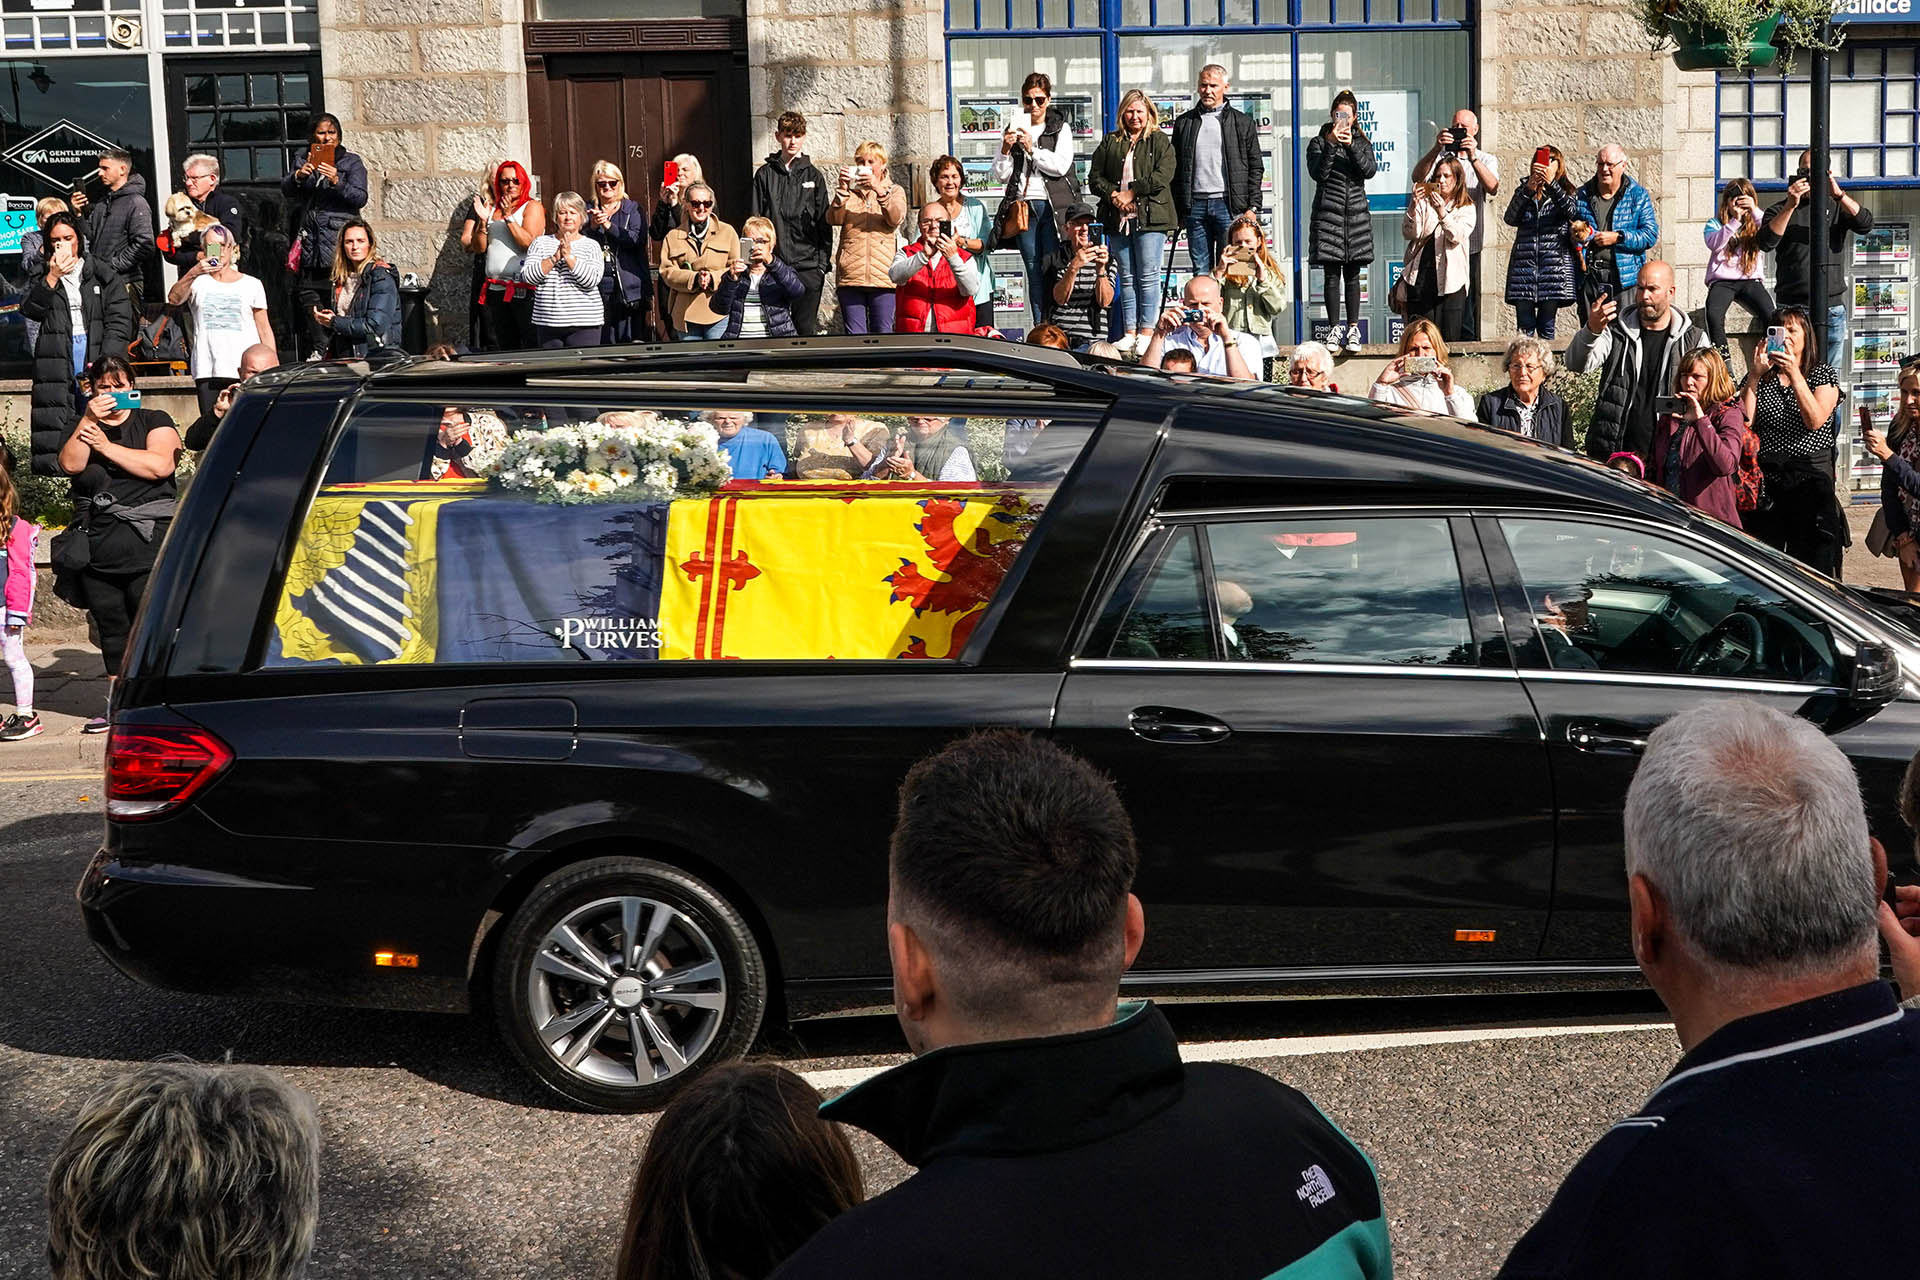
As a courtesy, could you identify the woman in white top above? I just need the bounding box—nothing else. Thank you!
[929,154,996,329]
[520,191,606,348]
[1369,316,1475,417]
[163,222,273,416]
[989,71,1076,323]
[460,159,546,351]
[1402,154,1477,343]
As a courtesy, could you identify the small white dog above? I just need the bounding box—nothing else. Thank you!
[163,191,219,243]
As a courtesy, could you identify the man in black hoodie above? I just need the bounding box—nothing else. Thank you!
[1758,148,1874,368]
[71,147,155,310]
[774,731,1391,1280]
[751,112,833,336]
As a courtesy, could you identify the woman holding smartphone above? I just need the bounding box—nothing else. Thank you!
[1503,145,1579,339]
[1649,348,1749,527]
[166,223,273,415]
[929,155,997,330]
[1741,306,1844,573]
[282,114,368,359]
[1402,155,1477,342]
[20,212,132,480]
[827,141,907,334]
[990,72,1079,322]
[1369,317,1473,416]
[1306,89,1378,355]
[55,355,179,732]
[1866,360,1920,590]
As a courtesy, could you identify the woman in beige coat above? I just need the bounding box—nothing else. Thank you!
[659,182,742,340]
[1402,154,1477,342]
[826,141,907,334]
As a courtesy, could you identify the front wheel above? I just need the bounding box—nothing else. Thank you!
[492,856,768,1112]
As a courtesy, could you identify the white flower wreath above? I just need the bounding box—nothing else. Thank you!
[481,410,734,504]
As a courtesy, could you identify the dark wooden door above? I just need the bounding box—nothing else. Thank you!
[529,52,751,226]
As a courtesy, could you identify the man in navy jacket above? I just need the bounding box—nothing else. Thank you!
[775,731,1390,1280]
[1500,701,1920,1279]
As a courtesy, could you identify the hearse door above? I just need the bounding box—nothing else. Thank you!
[1053,509,1557,974]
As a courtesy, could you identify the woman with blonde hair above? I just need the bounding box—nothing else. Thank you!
[1089,89,1175,354]
[520,190,605,347]
[827,140,907,333]
[1369,316,1473,416]
[1403,153,1477,342]
[315,218,399,358]
[714,215,806,337]
[660,181,742,341]
[584,158,651,344]
[1703,177,1774,356]
[649,152,705,339]
[1649,346,1749,526]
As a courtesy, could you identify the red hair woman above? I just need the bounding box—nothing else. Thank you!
[460,159,547,351]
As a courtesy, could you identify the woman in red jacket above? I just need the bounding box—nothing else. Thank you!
[1649,348,1750,528]
[890,203,983,334]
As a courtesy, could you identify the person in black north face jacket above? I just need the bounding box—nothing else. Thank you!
[772,732,1391,1280]
[751,111,834,337]
[19,214,132,478]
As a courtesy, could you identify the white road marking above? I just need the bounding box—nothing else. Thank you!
[796,1020,1672,1093]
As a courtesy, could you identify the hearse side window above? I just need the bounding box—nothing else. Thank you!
[1110,516,1475,667]
[1497,518,1839,685]
[266,401,1095,667]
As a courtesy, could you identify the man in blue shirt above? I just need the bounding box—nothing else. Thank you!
[706,409,786,480]
[1499,700,1920,1279]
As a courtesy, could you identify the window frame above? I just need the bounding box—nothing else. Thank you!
[1480,509,1868,693]
[1080,503,1506,672]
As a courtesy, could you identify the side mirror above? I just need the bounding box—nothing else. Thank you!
[1851,641,1902,711]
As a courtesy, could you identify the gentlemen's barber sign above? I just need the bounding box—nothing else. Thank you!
[4,119,116,190]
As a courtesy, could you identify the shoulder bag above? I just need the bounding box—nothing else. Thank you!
[1389,233,1439,318]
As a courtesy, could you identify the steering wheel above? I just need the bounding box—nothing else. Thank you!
[1679,610,1767,678]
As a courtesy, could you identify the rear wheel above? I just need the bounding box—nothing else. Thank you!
[492,857,767,1112]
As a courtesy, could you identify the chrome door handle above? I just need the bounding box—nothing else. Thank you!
[1568,723,1648,756]
[1128,706,1231,744]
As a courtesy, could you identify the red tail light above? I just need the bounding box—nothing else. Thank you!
[106,725,234,820]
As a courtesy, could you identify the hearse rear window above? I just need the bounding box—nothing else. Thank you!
[265,401,1093,667]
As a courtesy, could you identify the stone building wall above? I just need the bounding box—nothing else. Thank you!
[316,0,532,342]
[1477,0,1720,341]
[746,0,948,200]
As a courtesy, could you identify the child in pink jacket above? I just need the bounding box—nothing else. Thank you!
[1703,178,1775,356]
[0,452,37,741]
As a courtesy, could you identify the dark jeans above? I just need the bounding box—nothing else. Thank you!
[1184,196,1233,276]
[537,325,600,349]
[293,267,333,359]
[1422,290,1469,343]
[1749,461,1846,577]
[599,293,645,345]
[1706,278,1776,351]
[79,566,151,676]
[1463,250,1483,341]
[1322,261,1364,329]
[479,288,535,352]
[791,267,826,337]
[1009,200,1059,324]
[195,376,237,417]
[1514,301,1562,340]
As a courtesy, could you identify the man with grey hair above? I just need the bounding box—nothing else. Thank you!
[1499,700,1920,1279]
[1572,144,1658,308]
[47,1060,320,1280]
[164,153,247,271]
[1286,340,1335,390]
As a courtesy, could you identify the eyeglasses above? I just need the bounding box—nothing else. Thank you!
[1023,94,1047,105]
[1512,361,1544,374]
[1595,159,1624,170]
[498,178,522,187]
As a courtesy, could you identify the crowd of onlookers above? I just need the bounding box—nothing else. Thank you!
[33,706,1920,1279]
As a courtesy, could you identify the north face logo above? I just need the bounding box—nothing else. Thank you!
[1296,1164,1336,1208]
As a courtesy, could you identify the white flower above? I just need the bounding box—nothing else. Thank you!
[610,462,638,486]
[580,471,616,497]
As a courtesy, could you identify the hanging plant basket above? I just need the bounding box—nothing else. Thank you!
[1668,10,1783,70]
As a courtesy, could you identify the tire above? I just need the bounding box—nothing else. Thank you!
[492,856,768,1112]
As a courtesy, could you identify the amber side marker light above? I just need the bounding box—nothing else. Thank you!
[1454,929,1497,943]
[373,952,419,968]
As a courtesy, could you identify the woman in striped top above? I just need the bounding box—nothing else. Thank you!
[520,191,605,348]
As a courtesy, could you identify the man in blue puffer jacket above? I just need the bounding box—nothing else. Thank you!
[1573,145,1659,302]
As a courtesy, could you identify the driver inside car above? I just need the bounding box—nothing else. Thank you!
[1537,586,1600,669]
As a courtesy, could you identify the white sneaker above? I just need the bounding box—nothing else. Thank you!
[1114,333,1137,356]
[1343,326,1363,354]
[1325,324,1346,351]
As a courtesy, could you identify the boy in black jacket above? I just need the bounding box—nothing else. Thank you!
[774,732,1391,1280]
[751,113,833,336]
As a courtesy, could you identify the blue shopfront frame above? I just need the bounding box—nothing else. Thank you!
[945,0,1475,343]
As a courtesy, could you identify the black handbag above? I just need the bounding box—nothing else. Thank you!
[48,523,90,606]
[1390,234,1439,317]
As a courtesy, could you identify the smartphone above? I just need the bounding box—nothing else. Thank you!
[1087,227,1105,247]
[1766,325,1788,357]
[108,390,142,410]
[854,164,873,181]
[1181,307,1205,325]
[937,219,953,239]
[1532,145,1552,169]
[1654,395,1682,417]
[308,142,337,169]
[1334,107,1353,127]
[1406,355,1440,376]
[663,160,680,188]
[1792,167,1811,185]
[204,254,221,269]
